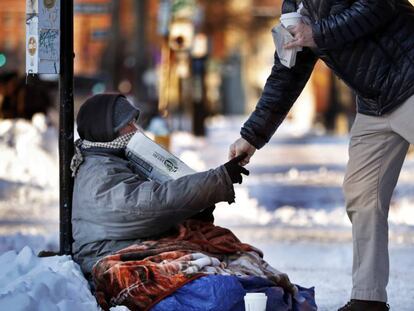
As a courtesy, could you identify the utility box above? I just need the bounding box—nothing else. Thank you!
[26,0,60,74]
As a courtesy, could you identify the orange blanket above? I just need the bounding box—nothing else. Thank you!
[92,220,267,310]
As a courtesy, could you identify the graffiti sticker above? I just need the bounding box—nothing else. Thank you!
[43,0,56,9]
[28,36,37,56]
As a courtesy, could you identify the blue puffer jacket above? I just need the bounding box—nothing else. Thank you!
[241,0,414,149]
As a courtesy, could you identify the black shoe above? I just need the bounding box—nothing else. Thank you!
[338,299,390,311]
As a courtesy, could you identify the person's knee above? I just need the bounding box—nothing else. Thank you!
[343,173,391,223]
[343,174,376,215]
[343,174,358,206]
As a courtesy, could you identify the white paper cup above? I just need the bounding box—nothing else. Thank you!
[280,12,303,29]
[280,12,303,51]
[244,292,267,311]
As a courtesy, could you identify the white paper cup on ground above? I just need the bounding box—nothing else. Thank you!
[244,292,267,311]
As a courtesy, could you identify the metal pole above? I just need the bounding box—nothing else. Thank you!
[59,0,74,256]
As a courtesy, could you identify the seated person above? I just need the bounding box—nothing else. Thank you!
[71,94,316,311]
[71,93,248,275]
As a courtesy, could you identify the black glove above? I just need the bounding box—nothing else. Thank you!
[224,153,250,184]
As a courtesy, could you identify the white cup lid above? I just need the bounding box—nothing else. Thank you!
[245,292,267,298]
[280,12,302,19]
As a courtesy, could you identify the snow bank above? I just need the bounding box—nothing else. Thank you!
[0,233,57,255]
[0,116,59,237]
[0,247,100,311]
[0,247,132,310]
[214,186,414,230]
[215,186,350,228]
[0,115,58,188]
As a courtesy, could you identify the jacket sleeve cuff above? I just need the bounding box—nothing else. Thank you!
[218,165,235,204]
[240,126,267,150]
[312,22,328,49]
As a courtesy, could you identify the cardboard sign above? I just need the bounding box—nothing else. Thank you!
[26,0,60,74]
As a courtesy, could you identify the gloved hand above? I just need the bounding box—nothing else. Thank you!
[224,153,250,184]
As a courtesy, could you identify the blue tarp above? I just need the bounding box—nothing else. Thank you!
[152,275,317,311]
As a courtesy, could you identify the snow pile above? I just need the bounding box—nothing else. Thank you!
[0,247,100,311]
[0,233,57,255]
[216,187,273,225]
[217,199,414,229]
[0,115,58,189]
[215,187,350,228]
[0,116,59,236]
[389,199,414,226]
[214,185,414,244]
[214,167,414,230]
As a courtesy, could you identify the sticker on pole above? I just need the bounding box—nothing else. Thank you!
[26,35,39,73]
[26,0,60,74]
[43,0,56,9]
[28,36,37,56]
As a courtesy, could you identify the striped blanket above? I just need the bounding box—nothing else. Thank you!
[92,220,297,311]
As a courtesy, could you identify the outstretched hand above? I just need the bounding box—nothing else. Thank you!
[224,153,250,184]
[228,137,256,166]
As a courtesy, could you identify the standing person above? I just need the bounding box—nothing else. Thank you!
[229,0,414,310]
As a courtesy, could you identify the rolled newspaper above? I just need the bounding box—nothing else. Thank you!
[126,132,196,183]
[272,24,298,68]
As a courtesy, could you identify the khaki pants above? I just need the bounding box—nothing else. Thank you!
[344,94,414,302]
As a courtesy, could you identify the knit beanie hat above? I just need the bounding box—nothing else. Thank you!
[77,93,140,142]
[112,96,140,133]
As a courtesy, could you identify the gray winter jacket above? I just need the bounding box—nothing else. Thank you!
[72,147,235,274]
